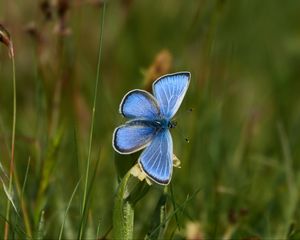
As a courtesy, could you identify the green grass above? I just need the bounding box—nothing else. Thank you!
[1,0,300,239]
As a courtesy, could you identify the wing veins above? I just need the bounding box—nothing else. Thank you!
[148,144,161,171]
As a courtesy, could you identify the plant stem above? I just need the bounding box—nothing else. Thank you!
[113,172,134,240]
[79,3,106,239]
[4,43,16,240]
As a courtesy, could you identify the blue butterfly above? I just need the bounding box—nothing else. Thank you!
[113,72,191,185]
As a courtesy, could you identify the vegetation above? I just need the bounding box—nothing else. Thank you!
[0,0,299,239]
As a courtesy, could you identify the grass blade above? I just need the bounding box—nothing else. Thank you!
[148,187,201,238]
[78,148,102,238]
[59,178,82,240]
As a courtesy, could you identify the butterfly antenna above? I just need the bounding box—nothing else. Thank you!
[173,122,190,144]
[174,106,195,120]
[187,107,195,113]
[172,107,193,143]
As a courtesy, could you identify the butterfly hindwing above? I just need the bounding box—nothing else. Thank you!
[120,90,160,119]
[153,72,190,119]
[113,120,158,154]
[139,129,173,185]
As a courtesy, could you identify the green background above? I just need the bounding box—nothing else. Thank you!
[0,0,300,239]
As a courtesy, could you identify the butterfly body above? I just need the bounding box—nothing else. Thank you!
[152,119,173,129]
[113,72,190,185]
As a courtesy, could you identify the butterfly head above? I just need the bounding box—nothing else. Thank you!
[157,118,177,129]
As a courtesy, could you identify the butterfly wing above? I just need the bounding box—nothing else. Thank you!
[113,120,159,154]
[120,90,160,119]
[139,129,173,185]
[153,72,190,119]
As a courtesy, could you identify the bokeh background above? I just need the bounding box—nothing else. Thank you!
[0,0,300,239]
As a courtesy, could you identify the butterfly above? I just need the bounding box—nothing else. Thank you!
[112,72,191,185]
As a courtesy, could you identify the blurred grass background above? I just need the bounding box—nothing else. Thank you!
[0,0,300,239]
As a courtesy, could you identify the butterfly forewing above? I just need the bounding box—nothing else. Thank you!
[153,72,190,120]
[120,90,160,120]
[139,129,173,185]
